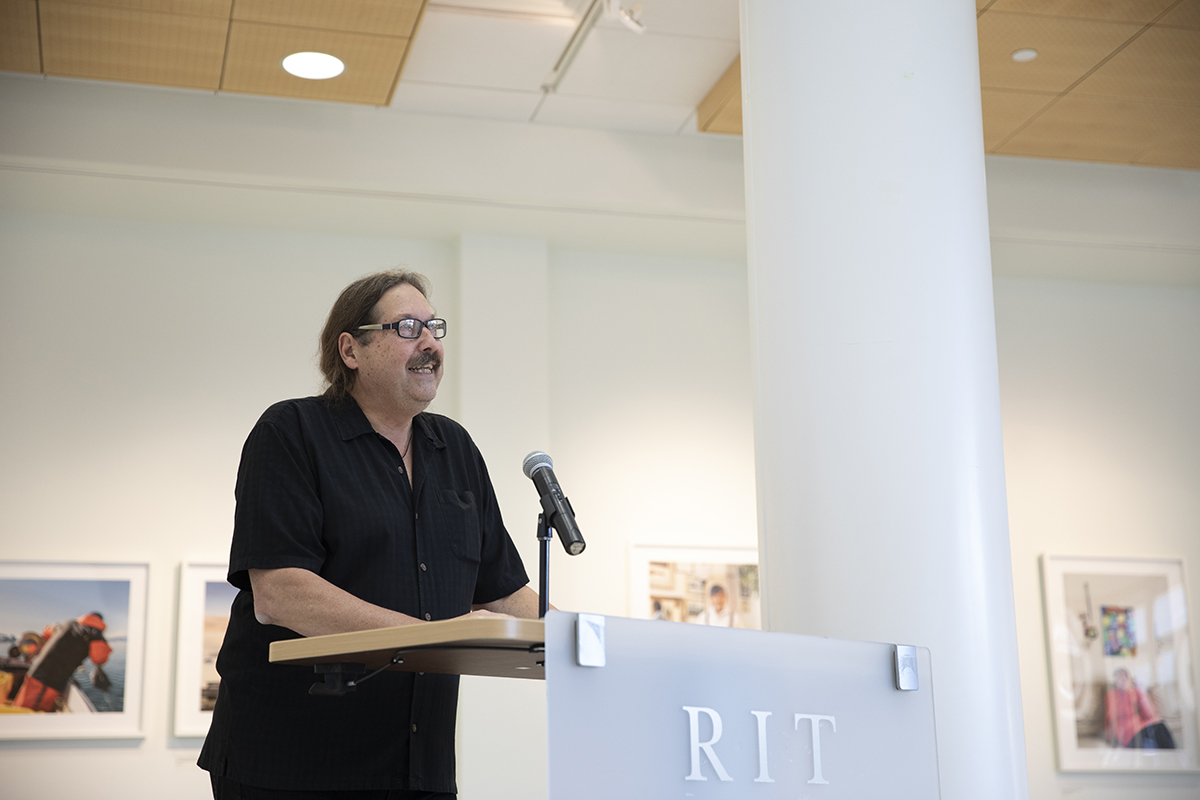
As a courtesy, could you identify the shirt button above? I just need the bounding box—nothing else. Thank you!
[420,563,427,572]
[424,613,432,621]
[412,723,418,733]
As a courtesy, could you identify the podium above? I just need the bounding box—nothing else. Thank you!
[271,611,942,798]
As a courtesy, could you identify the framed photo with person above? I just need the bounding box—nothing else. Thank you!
[629,545,761,630]
[174,562,236,738]
[0,561,147,739]
[1041,555,1199,772]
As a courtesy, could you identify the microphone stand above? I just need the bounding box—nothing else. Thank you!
[537,513,552,619]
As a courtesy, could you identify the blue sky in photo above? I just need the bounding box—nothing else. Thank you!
[205,580,238,617]
[0,579,130,639]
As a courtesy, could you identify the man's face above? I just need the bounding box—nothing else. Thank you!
[347,283,444,414]
[711,588,727,613]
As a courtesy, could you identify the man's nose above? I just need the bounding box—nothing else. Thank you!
[416,325,441,350]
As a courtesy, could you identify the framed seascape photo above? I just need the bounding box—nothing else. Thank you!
[174,563,236,738]
[0,561,147,739]
[1041,555,1199,772]
[629,545,761,630]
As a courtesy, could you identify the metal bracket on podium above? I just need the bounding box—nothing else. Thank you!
[894,645,918,691]
[576,614,606,667]
[309,662,366,696]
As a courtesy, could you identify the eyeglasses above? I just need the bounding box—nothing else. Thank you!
[357,318,447,339]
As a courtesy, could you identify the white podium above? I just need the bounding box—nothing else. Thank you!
[271,611,941,798]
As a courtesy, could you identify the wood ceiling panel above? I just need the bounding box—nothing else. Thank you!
[697,56,740,134]
[233,0,425,37]
[1073,26,1200,103]
[1134,105,1200,168]
[996,94,1190,163]
[988,0,1176,24]
[221,21,407,105]
[1159,0,1200,29]
[50,0,231,17]
[978,11,1141,93]
[0,0,41,73]
[706,85,742,135]
[980,88,1058,149]
[40,2,227,89]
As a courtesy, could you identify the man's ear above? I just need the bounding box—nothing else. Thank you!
[338,331,360,370]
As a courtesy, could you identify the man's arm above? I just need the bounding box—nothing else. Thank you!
[250,568,425,637]
[472,585,547,619]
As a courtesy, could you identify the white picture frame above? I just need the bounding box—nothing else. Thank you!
[1041,555,1199,772]
[174,562,235,738]
[0,561,147,739]
[628,545,760,629]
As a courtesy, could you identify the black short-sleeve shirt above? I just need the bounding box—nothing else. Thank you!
[197,396,529,793]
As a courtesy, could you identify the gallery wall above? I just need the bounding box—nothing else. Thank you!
[996,277,1200,800]
[0,209,755,799]
[1,72,1199,800]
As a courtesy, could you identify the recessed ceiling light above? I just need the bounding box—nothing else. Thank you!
[281,52,345,80]
[1011,48,1039,63]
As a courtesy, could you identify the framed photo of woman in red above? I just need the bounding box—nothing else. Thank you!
[1042,555,1198,772]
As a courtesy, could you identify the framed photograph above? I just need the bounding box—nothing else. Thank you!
[1041,555,1199,772]
[629,545,760,630]
[174,563,236,738]
[0,561,147,739]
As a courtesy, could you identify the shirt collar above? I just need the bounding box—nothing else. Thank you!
[330,396,445,450]
[329,396,375,441]
[414,413,446,449]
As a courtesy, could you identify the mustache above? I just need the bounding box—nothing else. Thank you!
[407,352,442,370]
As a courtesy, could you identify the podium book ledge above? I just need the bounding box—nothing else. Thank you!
[269,617,546,680]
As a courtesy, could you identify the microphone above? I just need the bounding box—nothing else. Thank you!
[522,451,586,556]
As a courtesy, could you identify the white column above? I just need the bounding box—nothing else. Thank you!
[740,2,1028,799]
[455,233,551,800]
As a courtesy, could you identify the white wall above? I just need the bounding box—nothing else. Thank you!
[0,211,458,799]
[546,248,759,616]
[995,277,1200,800]
[2,72,1200,800]
[0,209,753,800]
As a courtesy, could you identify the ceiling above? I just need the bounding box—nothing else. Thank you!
[0,0,1196,169]
[701,0,1200,170]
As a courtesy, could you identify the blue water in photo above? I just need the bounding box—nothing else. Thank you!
[71,637,126,712]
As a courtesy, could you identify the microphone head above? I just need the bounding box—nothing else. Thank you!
[522,450,553,478]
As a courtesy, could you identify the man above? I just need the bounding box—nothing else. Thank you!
[12,612,112,712]
[199,271,540,799]
[698,585,733,628]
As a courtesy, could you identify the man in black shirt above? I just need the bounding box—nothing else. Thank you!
[199,270,540,799]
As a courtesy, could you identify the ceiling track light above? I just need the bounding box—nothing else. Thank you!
[541,0,604,93]
[619,3,646,34]
[541,0,647,93]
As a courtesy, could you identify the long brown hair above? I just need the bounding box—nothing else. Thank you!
[318,270,431,400]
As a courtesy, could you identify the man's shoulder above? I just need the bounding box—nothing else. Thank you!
[252,396,375,446]
[255,396,331,428]
[415,411,472,444]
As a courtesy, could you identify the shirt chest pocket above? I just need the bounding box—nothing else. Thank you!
[433,489,481,563]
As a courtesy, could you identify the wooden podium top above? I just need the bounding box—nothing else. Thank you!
[269,617,547,681]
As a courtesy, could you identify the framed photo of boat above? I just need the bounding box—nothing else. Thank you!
[0,561,147,739]
[174,563,235,738]
[1041,555,1199,772]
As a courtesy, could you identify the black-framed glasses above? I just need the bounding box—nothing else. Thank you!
[357,318,447,339]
